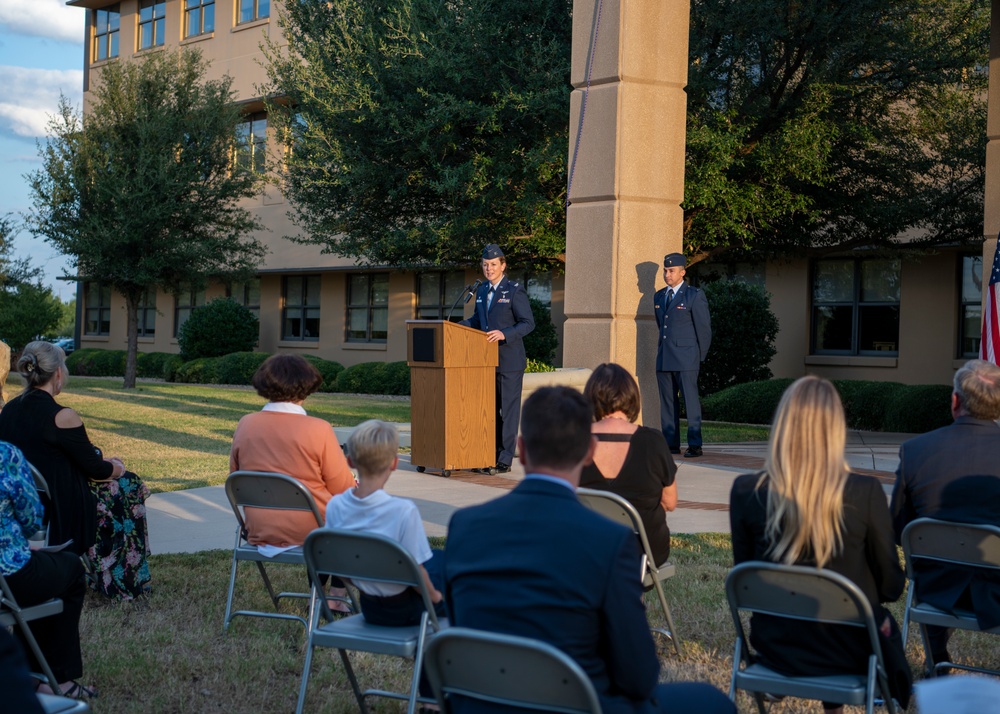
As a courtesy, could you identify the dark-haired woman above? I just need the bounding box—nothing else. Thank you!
[0,341,151,600]
[580,363,678,566]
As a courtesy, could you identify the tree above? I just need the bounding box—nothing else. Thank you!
[27,49,268,388]
[0,216,63,353]
[177,298,259,361]
[684,0,989,262]
[263,0,572,270]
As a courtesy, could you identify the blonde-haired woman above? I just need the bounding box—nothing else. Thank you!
[729,376,910,712]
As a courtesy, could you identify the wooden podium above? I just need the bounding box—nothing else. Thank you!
[407,320,498,476]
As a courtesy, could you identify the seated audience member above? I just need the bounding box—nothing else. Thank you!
[444,386,736,714]
[0,628,44,714]
[0,441,92,700]
[324,419,445,625]
[581,362,677,566]
[890,358,1000,668]
[0,340,150,600]
[230,354,355,606]
[729,376,911,712]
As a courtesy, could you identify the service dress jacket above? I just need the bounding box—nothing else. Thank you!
[460,275,534,373]
[653,283,711,372]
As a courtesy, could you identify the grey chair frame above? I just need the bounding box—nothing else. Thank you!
[0,571,65,696]
[27,462,50,546]
[901,517,1000,677]
[38,693,91,713]
[725,562,897,714]
[576,487,682,656]
[424,627,603,714]
[223,470,328,630]
[296,528,445,714]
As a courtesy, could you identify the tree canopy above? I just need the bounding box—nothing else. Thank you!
[684,0,989,262]
[0,216,63,352]
[27,49,268,387]
[264,0,572,269]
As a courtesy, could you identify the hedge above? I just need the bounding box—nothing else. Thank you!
[336,361,410,395]
[703,378,954,433]
[136,352,180,380]
[66,349,127,377]
[215,352,271,386]
[302,355,346,392]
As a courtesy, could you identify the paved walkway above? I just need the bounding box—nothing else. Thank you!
[146,427,909,555]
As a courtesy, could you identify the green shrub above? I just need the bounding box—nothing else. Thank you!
[523,297,559,364]
[700,281,779,396]
[136,352,178,379]
[216,352,271,386]
[380,361,411,395]
[526,358,556,373]
[66,348,127,377]
[302,355,345,392]
[335,361,409,395]
[702,378,795,425]
[883,384,953,433]
[177,298,259,361]
[162,355,185,382]
[832,380,904,431]
[174,357,221,384]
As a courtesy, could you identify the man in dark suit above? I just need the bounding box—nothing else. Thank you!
[460,244,534,473]
[890,358,1000,667]
[654,253,712,458]
[443,386,735,714]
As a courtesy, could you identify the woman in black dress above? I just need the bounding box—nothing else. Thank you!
[729,376,911,712]
[0,341,151,600]
[580,363,677,565]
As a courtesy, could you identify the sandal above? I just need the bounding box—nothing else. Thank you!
[61,682,98,700]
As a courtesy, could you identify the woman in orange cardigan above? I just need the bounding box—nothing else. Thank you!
[230,354,354,546]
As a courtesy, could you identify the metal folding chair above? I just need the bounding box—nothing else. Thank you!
[576,487,682,656]
[26,462,50,546]
[725,562,897,714]
[223,470,328,630]
[901,517,1000,677]
[0,572,65,696]
[296,528,446,714]
[37,693,91,713]
[424,627,602,714]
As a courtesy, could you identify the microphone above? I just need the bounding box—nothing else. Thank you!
[464,279,482,304]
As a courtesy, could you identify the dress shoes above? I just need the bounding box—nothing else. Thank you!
[495,462,512,474]
[683,447,703,458]
[669,448,681,455]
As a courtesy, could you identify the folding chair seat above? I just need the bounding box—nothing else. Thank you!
[37,693,91,713]
[576,487,682,656]
[223,470,328,630]
[901,517,1000,677]
[423,627,602,714]
[725,562,897,714]
[296,528,446,714]
[0,572,64,696]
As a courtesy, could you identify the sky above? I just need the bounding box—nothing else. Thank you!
[0,0,85,301]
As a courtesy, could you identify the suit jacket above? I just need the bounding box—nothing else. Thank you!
[443,477,664,714]
[460,275,534,372]
[653,283,711,372]
[890,416,1000,628]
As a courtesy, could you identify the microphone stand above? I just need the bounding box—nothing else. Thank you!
[446,279,481,321]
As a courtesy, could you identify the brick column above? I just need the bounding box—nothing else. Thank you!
[562,0,690,425]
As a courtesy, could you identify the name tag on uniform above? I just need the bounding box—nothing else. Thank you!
[476,298,483,303]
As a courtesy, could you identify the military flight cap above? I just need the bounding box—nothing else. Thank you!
[482,244,505,260]
[663,252,686,268]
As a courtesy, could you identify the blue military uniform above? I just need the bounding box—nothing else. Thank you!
[653,253,712,454]
[460,245,535,468]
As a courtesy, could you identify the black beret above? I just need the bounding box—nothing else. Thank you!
[482,244,505,260]
[663,252,686,268]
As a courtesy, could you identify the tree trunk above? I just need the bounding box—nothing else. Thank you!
[124,293,140,389]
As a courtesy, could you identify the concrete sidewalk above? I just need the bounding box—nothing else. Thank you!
[146,428,906,555]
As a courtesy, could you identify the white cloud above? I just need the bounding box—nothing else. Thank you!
[0,66,82,138]
[0,0,84,44]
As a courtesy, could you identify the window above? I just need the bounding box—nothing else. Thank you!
[347,273,388,342]
[138,0,166,50]
[84,282,112,336]
[174,284,206,336]
[235,112,267,174]
[416,271,466,321]
[93,5,120,61]
[228,278,261,320]
[238,0,269,23]
[959,254,983,358]
[184,0,215,38]
[137,286,157,337]
[812,258,901,355]
[283,275,321,341]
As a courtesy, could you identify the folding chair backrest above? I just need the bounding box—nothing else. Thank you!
[424,627,602,714]
[576,488,655,559]
[26,462,50,545]
[225,470,323,530]
[902,518,1000,575]
[304,528,439,625]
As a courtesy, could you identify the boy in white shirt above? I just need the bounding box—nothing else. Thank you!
[325,420,445,625]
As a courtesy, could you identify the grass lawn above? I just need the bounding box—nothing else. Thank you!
[77,533,997,713]
[4,377,767,494]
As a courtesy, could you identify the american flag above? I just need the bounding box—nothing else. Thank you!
[982,236,1000,365]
